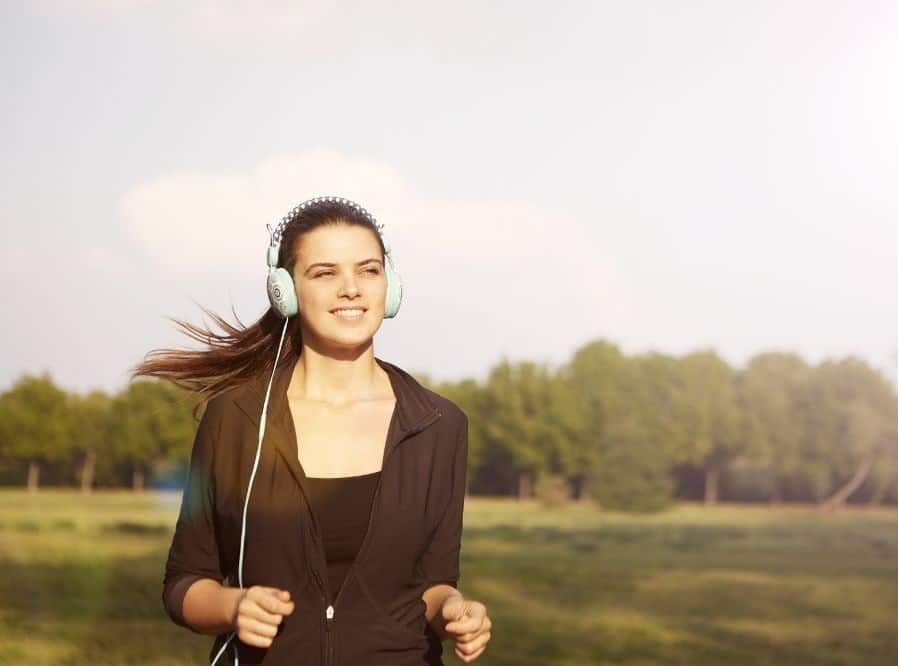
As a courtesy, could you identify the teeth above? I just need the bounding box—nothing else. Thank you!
[333,309,364,316]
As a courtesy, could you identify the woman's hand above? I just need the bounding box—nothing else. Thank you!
[441,593,492,663]
[231,586,295,648]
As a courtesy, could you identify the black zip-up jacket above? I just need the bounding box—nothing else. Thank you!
[162,355,469,665]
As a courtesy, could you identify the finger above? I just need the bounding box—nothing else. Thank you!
[238,630,274,649]
[242,590,293,619]
[455,642,487,663]
[459,614,491,641]
[237,618,279,647]
[255,586,290,601]
[455,623,493,644]
[455,645,486,662]
[238,616,279,638]
[245,602,284,627]
[256,590,295,616]
[445,614,481,635]
[253,586,292,604]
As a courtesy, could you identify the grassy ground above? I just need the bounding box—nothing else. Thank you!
[1,490,896,665]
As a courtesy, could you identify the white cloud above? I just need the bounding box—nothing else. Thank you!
[118,150,408,271]
[119,149,601,271]
[118,150,633,356]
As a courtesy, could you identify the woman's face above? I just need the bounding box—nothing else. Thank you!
[292,223,387,350]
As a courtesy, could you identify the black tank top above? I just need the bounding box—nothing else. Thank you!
[304,470,381,599]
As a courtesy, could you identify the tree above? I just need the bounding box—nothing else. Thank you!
[673,350,743,505]
[544,370,595,500]
[563,340,628,502]
[434,377,490,496]
[107,379,196,491]
[593,352,680,511]
[67,390,112,493]
[804,358,898,510]
[0,372,72,491]
[739,352,811,504]
[481,358,559,499]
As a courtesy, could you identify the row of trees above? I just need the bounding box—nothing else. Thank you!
[432,341,898,511]
[1,339,897,511]
[0,375,195,492]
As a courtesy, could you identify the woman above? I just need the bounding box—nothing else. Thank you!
[132,196,492,665]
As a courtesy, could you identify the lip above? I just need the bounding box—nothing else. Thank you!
[331,307,367,321]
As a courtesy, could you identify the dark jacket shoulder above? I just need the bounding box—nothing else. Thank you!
[389,363,468,432]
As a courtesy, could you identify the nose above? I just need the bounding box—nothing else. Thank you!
[338,272,361,298]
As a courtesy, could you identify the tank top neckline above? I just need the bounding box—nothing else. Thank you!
[305,469,382,481]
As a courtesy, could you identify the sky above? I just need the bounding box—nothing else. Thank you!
[2,0,897,395]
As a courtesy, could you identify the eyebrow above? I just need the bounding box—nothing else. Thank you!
[303,258,383,276]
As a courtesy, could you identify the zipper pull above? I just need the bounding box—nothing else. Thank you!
[325,604,335,631]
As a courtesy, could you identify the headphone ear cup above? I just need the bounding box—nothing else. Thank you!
[267,268,299,318]
[383,255,402,319]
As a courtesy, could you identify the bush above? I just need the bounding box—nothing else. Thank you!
[534,474,570,508]
[592,439,674,513]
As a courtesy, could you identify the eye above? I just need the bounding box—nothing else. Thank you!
[365,268,380,275]
[315,271,334,278]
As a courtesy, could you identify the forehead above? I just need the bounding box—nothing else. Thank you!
[296,224,381,263]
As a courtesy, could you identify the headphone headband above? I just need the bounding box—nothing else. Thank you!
[267,196,382,249]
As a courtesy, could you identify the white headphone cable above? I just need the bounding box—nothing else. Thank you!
[211,316,290,665]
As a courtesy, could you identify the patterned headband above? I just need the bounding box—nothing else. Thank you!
[267,196,382,246]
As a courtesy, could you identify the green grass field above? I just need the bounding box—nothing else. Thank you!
[1,490,896,665]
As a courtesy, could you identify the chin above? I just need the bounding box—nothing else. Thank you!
[325,326,377,345]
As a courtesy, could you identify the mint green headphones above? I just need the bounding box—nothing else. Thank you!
[266,196,403,319]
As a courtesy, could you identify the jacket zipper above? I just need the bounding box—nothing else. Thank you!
[308,408,442,666]
[308,522,332,666]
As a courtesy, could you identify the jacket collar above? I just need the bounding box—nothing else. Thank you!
[232,352,441,480]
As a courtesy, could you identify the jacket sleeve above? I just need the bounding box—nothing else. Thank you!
[162,396,226,632]
[415,412,469,590]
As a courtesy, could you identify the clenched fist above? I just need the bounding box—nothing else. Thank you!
[231,586,295,648]
[442,593,492,663]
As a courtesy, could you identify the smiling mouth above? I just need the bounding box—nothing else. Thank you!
[331,308,367,319]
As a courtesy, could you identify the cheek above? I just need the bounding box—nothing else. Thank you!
[297,280,323,303]
[296,286,326,317]
[373,280,387,303]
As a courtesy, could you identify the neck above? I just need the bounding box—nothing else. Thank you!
[288,343,389,407]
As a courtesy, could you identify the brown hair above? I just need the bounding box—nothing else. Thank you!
[129,199,386,418]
